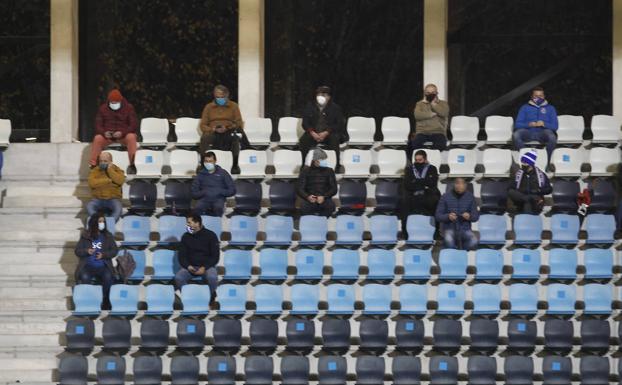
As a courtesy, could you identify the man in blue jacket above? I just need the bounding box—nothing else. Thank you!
[191,151,236,216]
[514,87,558,160]
[435,177,479,250]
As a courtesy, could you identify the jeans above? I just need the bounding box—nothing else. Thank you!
[617,198,622,229]
[174,266,218,293]
[89,133,138,167]
[78,265,114,303]
[513,128,557,160]
[443,228,478,250]
[194,198,226,217]
[87,198,123,221]
[407,133,447,161]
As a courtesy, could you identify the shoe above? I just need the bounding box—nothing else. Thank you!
[127,165,137,175]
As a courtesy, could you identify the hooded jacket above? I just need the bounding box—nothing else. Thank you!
[296,165,338,199]
[178,227,220,269]
[515,100,558,131]
[435,189,480,232]
[74,229,118,282]
[191,165,236,202]
[95,98,138,138]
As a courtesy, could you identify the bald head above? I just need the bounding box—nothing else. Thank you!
[99,152,112,166]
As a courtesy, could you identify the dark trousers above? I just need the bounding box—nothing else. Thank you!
[508,189,544,214]
[298,132,341,167]
[200,131,241,167]
[513,128,557,161]
[300,199,335,217]
[78,265,114,304]
[194,198,226,217]
[407,133,447,161]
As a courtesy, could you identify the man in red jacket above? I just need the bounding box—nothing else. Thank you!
[89,89,138,168]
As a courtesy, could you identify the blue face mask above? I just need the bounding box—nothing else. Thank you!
[215,97,227,106]
[533,97,544,105]
[318,159,329,168]
[204,162,215,172]
[99,163,108,171]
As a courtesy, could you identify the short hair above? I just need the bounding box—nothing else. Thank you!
[203,151,216,161]
[532,86,544,93]
[214,84,230,96]
[454,177,466,184]
[424,83,438,91]
[315,85,331,95]
[414,150,428,160]
[186,212,202,226]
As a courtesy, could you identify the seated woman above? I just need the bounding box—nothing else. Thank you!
[74,213,118,308]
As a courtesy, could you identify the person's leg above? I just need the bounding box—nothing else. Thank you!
[443,228,457,249]
[617,199,622,229]
[431,134,448,151]
[318,198,335,217]
[99,267,114,305]
[512,129,530,151]
[230,134,241,170]
[539,129,557,161]
[203,267,218,294]
[507,189,528,213]
[109,199,123,221]
[78,267,94,284]
[299,200,316,216]
[174,268,193,290]
[119,133,138,165]
[86,199,102,217]
[325,134,341,169]
[422,192,440,216]
[210,198,226,217]
[462,230,478,250]
[199,133,215,155]
[298,132,315,165]
[89,135,112,166]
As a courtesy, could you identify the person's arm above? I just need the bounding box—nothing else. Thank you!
[325,170,338,198]
[296,169,310,199]
[514,105,531,130]
[403,166,415,192]
[222,171,236,197]
[106,164,125,186]
[88,169,111,189]
[205,231,220,269]
[431,100,449,118]
[74,236,91,258]
[414,101,436,121]
[95,107,107,136]
[190,176,204,199]
[199,104,212,134]
[468,197,480,222]
[177,235,190,269]
[425,166,439,189]
[540,172,553,196]
[544,105,558,131]
[434,195,450,223]
[126,103,138,134]
[101,233,118,259]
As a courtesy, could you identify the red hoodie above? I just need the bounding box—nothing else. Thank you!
[94,98,138,138]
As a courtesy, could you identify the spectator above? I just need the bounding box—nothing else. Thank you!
[74,214,118,308]
[299,86,346,169]
[89,89,138,168]
[174,213,220,304]
[508,149,552,214]
[86,151,125,221]
[435,177,479,250]
[408,83,449,160]
[297,148,338,217]
[191,151,236,216]
[514,86,558,160]
[401,150,441,235]
[199,85,247,172]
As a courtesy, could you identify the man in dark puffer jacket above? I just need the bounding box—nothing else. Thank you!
[435,177,480,250]
[296,148,338,217]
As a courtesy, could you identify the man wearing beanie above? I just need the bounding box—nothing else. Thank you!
[296,147,338,217]
[90,89,138,168]
[508,149,552,214]
[514,86,558,160]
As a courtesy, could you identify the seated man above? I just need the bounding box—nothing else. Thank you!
[435,177,479,250]
[89,89,138,168]
[299,86,346,169]
[87,151,125,221]
[296,148,338,217]
[513,86,558,160]
[191,151,235,216]
[199,85,247,171]
[508,149,552,214]
[174,213,220,304]
[408,83,449,160]
[401,150,441,234]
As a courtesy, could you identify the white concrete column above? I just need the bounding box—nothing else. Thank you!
[613,0,622,117]
[423,0,448,98]
[238,0,264,119]
[50,0,79,143]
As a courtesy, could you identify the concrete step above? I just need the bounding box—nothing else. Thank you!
[0,334,61,348]
[0,370,54,383]
[0,252,76,265]
[0,230,80,242]
[4,184,89,198]
[0,298,68,312]
[0,287,71,299]
[2,196,84,209]
[0,264,75,277]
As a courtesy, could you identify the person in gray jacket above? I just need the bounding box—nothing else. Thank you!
[435,178,479,250]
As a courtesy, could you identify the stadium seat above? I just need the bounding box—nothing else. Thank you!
[0,119,11,147]
[469,318,499,353]
[249,318,278,353]
[484,115,513,145]
[201,215,222,240]
[273,149,301,177]
[556,115,585,144]
[590,114,622,144]
[380,116,410,145]
[367,248,396,280]
[467,356,496,385]
[517,147,547,171]
[140,117,168,146]
[258,249,288,281]
[150,252,177,282]
[318,356,347,385]
[392,356,421,385]
[145,284,174,315]
[106,150,131,173]
[395,319,424,353]
[399,284,427,314]
[347,116,375,146]
[102,318,131,352]
[299,215,328,245]
[482,148,512,177]
[584,248,613,279]
[376,148,405,177]
[326,284,355,314]
[321,318,351,353]
[509,283,538,314]
[109,284,139,316]
[373,180,400,214]
[65,318,95,353]
[294,249,324,280]
[157,215,186,245]
[212,318,242,353]
[244,117,272,147]
[436,283,465,314]
[164,180,192,214]
[356,356,385,385]
[168,149,198,177]
[262,216,294,246]
[290,284,319,315]
[342,148,372,177]
[140,318,169,352]
[217,284,247,315]
[133,356,162,385]
[245,356,274,385]
[478,214,507,244]
[504,356,533,385]
[207,356,236,385]
[362,283,392,314]
[331,249,360,280]
[338,180,367,215]
[229,215,258,245]
[268,180,297,214]
[513,214,543,244]
[176,318,206,352]
[550,214,580,244]
[511,248,541,280]
[406,214,435,245]
[96,355,125,385]
[429,356,459,384]
[480,180,509,214]
[588,178,616,213]
[472,284,501,314]
[542,356,572,385]
[548,248,577,280]
[120,215,150,246]
[507,319,537,353]
[544,318,573,354]
[551,180,580,213]
[335,214,364,246]
[359,318,389,352]
[58,354,88,385]
[238,149,267,178]
[129,180,157,214]
[222,249,252,281]
[402,249,432,280]
[173,117,200,145]
[211,150,234,172]
[134,149,163,177]
[546,284,576,314]
[583,284,612,314]
[280,356,310,385]
[170,356,200,385]
[551,147,583,177]
[180,284,211,315]
[72,285,103,316]
[439,248,468,280]
[277,117,303,145]
[580,356,610,385]
[254,284,283,314]
[589,147,620,176]
[449,115,479,145]
[585,213,616,244]
[369,214,399,245]
[475,249,503,280]
[233,180,262,215]
[410,148,442,168]
[433,318,462,353]
[447,148,476,176]
[580,319,610,353]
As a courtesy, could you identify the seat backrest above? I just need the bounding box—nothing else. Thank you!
[429,356,459,383]
[472,284,501,314]
[96,355,126,383]
[513,214,543,243]
[402,249,433,279]
[326,284,355,314]
[294,248,324,279]
[169,149,198,177]
[480,180,509,213]
[449,115,479,143]
[373,181,400,213]
[369,215,399,243]
[552,179,580,213]
[585,213,616,242]
[299,215,328,243]
[0,119,11,145]
[258,248,288,279]
[281,356,310,385]
[399,284,427,314]
[207,356,236,384]
[152,249,176,279]
[551,147,583,176]
[145,284,175,314]
[347,116,375,144]
[133,356,162,385]
[140,117,169,144]
[366,249,396,279]
[277,117,303,144]
[210,150,234,173]
[290,283,319,314]
[273,149,301,176]
[109,284,139,315]
[318,356,347,384]
[229,215,258,244]
[331,249,360,278]
[238,149,268,177]
[216,284,247,314]
[244,356,274,384]
[447,148,476,176]
[201,215,222,240]
[158,215,186,243]
[436,283,465,314]
[174,117,201,144]
[504,356,533,385]
[223,249,252,279]
[550,214,580,243]
[482,148,512,176]
[164,180,192,212]
[335,214,364,243]
[589,147,621,175]
[244,117,272,144]
[264,215,294,244]
[467,356,497,384]
[362,284,392,314]
[584,248,613,278]
[590,114,622,142]
[121,215,151,243]
[509,283,538,314]
[355,356,385,384]
[181,284,211,315]
[583,283,612,314]
[268,180,297,213]
[135,149,164,177]
[478,214,507,243]
[170,356,200,385]
[542,356,572,384]
[511,248,541,279]
[546,283,576,314]
[376,149,405,176]
[484,115,513,143]
[557,115,584,142]
[254,284,283,314]
[474,248,503,279]
[342,148,372,176]
[439,249,468,279]
[107,149,130,173]
[59,355,88,384]
[380,116,410,143]
[406,214,435,244]
[73,284,103,315]
[589,178,616,212]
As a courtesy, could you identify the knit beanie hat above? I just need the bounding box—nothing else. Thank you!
[107,89,123,102]
[311,147,327,162]
[520,149,537,167]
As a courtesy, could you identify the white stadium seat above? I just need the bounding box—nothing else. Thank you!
[484,115,513,145]
[238,149,267,178]
[380,116,409,145]
[589,147,621,176]
[551,148,583,177]
[174,117,201,145]
[211,150,234,173]
[244,118,272,146]
[139,117,169,146]
[449,115,479,145]
[303,149,336,169]
[447,148,476,177]
[346,116,375,146]
[0,119,11,147]
[135,149,164,178]
[516,147,547,171]
[277,117,303,145]
[591,115,621,144]
[273,149,302,177]
[342,149,372,177]
[106,149,130,173]
[169,149,198,178]
[556,115,584,144]
[411,148,442,170]
[482,148,512,178]
[376,149,405,177]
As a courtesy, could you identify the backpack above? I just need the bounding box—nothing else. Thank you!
[115,250,136,283]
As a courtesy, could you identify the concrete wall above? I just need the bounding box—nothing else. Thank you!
[3,143,90,179]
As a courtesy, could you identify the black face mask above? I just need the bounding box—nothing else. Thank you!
[425,93,437,102]
[414,162,426,171]
[521,165,531,172]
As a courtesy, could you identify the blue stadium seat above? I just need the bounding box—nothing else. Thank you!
[467,356,496,385]
[550,214,580,244]
[399,284,427,314]
[585,213,616,244]
[474,248,503,280]
[356,356,385,385]
[546,284,576,315]
[151,249,176,280]
[145,284,174,315]
[163,180,192,214]
[259,248,288,280]
[436,283,465,314]
[395,319,424,353]
[96,355,125,385]
[245,356,274,385]
[170,356,200,385]
[268,180,297,215]
[548,248,577,280]
[504,356,533,385]
[129,180,157,215]
[233,180,262,216]
[402,249,432,280]
[318,356,347,385]
[362,283,392,314]
[472,284,501,314]
[207,356,236,385]
[439,248,468,280]
[295,249,324,280]
[180,284,211,315]
[109,284,139,316]
[264,215,294,246]
[59,354,88,385]
[429,356,458,385]
[254,284,283,315]
[511,248,541,280]
[369,215,399,245]
[338,179,367,215]
[478,214,507,244]
[290,283,319,315]
[331,249,360,280]
[513,214,543,244]
[406,215,435,245]
[335,214,364,246]
[367,249,396,280]
[583,284,612,314]
[120,215,150,246]
[157,215,186,245]
[326,284,355,315]
[298,215,328,245]
[223,249,252,281]
[216,284,247,315]
[229,215,258,246]
[117,249,145,282]
[133,356,162,385]
[542,356,572,385]
[584,248,613,279]
[72,284,103,316]
[392,356,421,385]
[509,283,538,314]
[201,215,222,240]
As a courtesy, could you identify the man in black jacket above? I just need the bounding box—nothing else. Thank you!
[401,150,441,235]
[508,149,552,214]
[297,148,338,217]
[174,213,220,302]
[298,86,346,169]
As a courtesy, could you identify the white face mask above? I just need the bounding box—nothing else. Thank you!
[109,102,121,111]
[316,95,327,106]
[98,222,105,231]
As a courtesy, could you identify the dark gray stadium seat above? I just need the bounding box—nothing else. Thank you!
[589,178,616,213]
[480,180,509,214]
[355,356,385,385]
[395,318,424,353]
[552,180,580,213]
[374,180,400,214]
[580,318,610,353]
[65,318,95,354]
[467,355,496,385]
[129,180,157,215]
[164,180,192,214]
[249,318,278,353]
[176,318,206,352]
[96,355,125,385]
[286,317,315,354]
[233,180,262,215]
[244,355,274,385]
[433,318,462,354]
[133,355,163,385]
[507,318,537,353]
[212,318,242,353]
[321,318,351,353]
[170,355,200,385]
[338,179,367,215]
[102,317,131,353]
[58,354,88,385]
[504,355,533,385]
[268,180,297,215]
[207,355,236,385]
[544,319,573,354]
[280,356,310,385]
[392,356,421,385]
[469,318,498,353]
[542,356,572,385]
[429,356,459,385]
[140,318,169,352]
[318,356,347,385]
[580,356,609,385]
[358,318,388,353]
